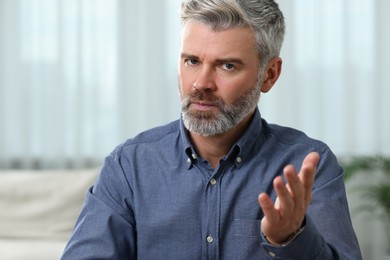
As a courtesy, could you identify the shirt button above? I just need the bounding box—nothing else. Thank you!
[206,235,214,243]
[236,157,242,163]
[210,179,217,185]
[268,251,277,257]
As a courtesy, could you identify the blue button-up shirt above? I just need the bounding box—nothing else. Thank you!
[62,109,362,259]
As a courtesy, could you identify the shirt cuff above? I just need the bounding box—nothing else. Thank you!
[260,215,325,259]
[262,218,305,247]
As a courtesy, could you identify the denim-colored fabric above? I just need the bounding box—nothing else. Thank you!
[62,108,362,260]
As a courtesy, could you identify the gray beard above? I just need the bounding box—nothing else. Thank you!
[180,83,261,136]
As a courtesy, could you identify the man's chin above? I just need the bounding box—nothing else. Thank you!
[183,116,233,137]
[187,110,218,120]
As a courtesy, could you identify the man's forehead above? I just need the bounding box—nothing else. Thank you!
[180,21,257,57]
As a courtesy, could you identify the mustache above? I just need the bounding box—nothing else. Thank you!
[182,90,224,109]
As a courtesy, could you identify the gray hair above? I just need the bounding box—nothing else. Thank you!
[180,0,285,69]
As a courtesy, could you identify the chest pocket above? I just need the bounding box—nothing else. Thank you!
[234,218,262,238]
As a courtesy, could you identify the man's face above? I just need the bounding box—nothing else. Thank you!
[178,21,262,136]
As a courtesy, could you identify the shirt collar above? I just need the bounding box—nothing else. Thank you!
[179,107,264,169]
[231,107,264,168]
[179,117,197,169]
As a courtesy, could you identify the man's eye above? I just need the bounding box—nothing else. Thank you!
[222,63,235,70]
[186,59,198,65]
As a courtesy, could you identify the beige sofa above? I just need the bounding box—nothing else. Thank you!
[0,167,99,260]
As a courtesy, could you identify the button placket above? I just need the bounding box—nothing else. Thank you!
[203,169,220,259]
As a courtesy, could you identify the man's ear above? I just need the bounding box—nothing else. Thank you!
[260,57,282,93]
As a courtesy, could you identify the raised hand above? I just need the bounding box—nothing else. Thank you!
[258,152,320,245]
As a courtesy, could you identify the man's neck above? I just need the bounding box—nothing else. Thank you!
[188,111,254,169]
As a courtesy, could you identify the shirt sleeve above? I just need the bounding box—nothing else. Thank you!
[260,148,362,260]
[260,215,340,259]
[61,153,137,260]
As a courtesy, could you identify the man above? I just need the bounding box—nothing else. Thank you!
[62,0,362,259]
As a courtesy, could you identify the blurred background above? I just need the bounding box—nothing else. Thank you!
[0,0,389,259]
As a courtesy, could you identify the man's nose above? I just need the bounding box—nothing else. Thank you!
[192,66,217,91]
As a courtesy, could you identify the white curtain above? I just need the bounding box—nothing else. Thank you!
[0,0,389,169]
[266,0,390,158]
[0,0,182,168]
[0,0,389,258]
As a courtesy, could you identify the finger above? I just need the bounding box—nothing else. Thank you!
[273,175,294,212]
[302,151,320,167]
[258,192,279,223]
[299,152,319,188]
[283,165,304,203]
[284,164,297,193]
[299,152,320,204]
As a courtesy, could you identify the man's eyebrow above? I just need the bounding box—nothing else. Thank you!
[180,53,198,59]
[215,58,244,65]
[180,53,244,65]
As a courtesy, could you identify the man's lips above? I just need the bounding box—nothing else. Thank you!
[190,101,217,112]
